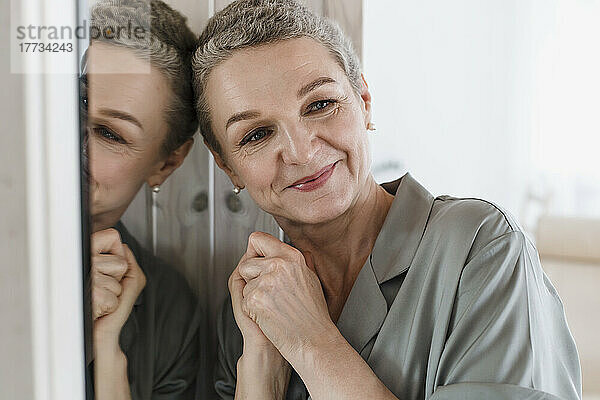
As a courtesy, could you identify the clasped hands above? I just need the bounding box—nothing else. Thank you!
[229,231,340,367]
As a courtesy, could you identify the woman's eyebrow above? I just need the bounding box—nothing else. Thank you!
[297,77,337,98]
[226,110,261,130]
[98,108,144,130]
[224,77,337,131]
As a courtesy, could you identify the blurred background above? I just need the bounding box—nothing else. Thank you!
[365,0,600,224]
[1,0,598,399]
[363,3,600,398]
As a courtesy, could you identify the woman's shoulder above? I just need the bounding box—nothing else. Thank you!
[427,195,524,261]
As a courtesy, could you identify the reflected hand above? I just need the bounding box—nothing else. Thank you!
[91,229,146,348]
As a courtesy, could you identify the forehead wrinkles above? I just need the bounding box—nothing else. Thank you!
[217,59,338,113]
[218,40,334,95]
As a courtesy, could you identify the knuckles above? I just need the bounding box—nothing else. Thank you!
[248,231,269,244]
[92,227,122,243]
[92,274,123,296]
[92,289,118,318]
[244,287,266,311]
[91,254,128,276]
[104,228,121,241]
[289,249,306,266]
[269,257,285,272]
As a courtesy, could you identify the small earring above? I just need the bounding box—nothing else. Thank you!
[366,122,376,131]
[150,184,160,256]
[233,186,241,195]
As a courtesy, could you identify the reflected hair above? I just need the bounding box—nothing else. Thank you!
[89,0,199,155]
[191,0,361,156]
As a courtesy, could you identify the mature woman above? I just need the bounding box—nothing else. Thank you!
[192,1,581,399]
[83,1,200,399]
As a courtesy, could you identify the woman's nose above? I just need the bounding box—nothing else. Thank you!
[280,125,317,165]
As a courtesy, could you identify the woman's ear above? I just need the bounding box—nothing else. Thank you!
[360,74,373,126]
[146,138,194,187]
[204,139,244,189]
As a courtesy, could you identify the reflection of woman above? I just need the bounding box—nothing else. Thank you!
[192,1,581,399]
[83,1,200,399]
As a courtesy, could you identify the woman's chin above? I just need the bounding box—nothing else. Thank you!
[89,204,125,232]
[277,195,353,226]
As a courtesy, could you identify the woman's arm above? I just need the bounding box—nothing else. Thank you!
[94,335,132,400]
[292,326,397,400]
[228,265,291,400]
[424,231,581,400]
[235,348,291,400]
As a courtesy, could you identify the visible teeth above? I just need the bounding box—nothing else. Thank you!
[294,183,304,188]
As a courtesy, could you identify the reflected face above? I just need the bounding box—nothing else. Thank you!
[85,42,171,231]
[206,37,372,225]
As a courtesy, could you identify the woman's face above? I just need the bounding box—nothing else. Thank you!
[85,43,173,232]
[206,37,373,225]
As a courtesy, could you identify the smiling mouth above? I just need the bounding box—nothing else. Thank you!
[287,161,338,191]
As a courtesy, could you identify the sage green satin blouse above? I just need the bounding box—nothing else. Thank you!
[214,173,582,400]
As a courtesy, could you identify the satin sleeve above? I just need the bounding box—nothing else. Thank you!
[431,231,581,400]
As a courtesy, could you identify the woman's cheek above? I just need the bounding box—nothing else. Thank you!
[89,145,144,204]
[240,157,279,205]
[91,152,127,187]
[328,111,366,163]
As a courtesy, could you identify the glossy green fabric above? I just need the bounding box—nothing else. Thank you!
[214,173,581,400]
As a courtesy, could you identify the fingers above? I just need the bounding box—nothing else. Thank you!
[115,245,146,316]
[119,245,146,304]
[240,231,304,283]
[92,245,146,324]
[91,228,125,257]
[241,274,261,301]
[92,286,118,320]
[93,273,122,297]
[241,287,259,323]
[228,268,246,314]
[92,245,146,335]
[90,240,127,321]
[244,231,294,260]
[229,267,261,331]
[238,256,283,282]
[231,265,263,322]
[92,254,128,281]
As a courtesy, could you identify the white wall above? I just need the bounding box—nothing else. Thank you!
[364,0,534,220]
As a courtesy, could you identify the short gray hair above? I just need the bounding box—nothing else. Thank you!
[90,0,198,154]
[192,0,361,156]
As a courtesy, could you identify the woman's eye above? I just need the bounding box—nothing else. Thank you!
[307,99,336,113]
[93,126,125,144]
[240,128,271,146]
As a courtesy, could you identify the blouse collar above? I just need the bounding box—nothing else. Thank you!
[372,173,436,284]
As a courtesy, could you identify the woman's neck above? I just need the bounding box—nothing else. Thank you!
[276,175,395,318]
